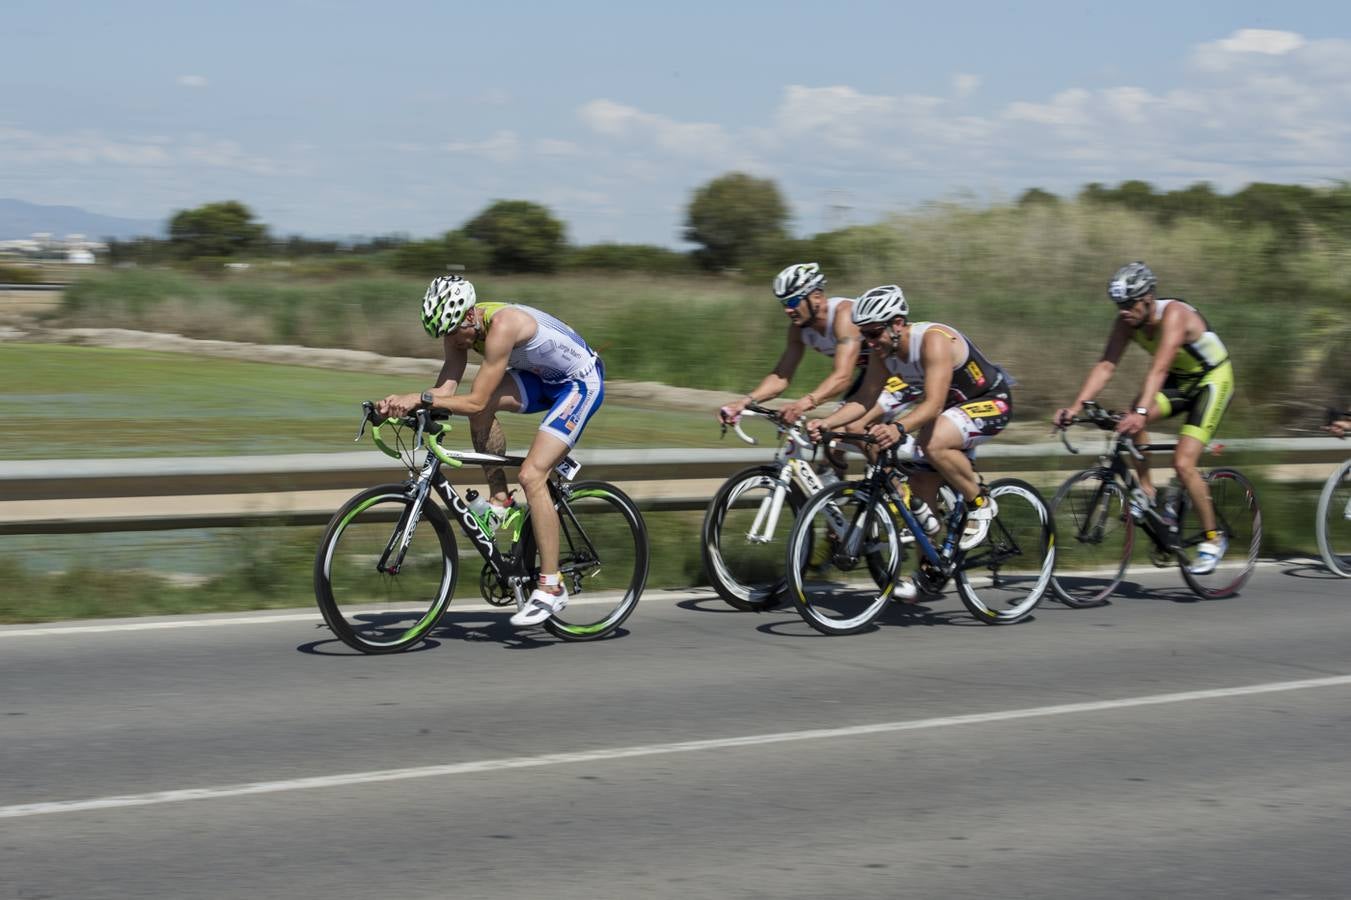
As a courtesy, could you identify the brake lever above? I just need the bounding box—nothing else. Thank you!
[355,401,376,442]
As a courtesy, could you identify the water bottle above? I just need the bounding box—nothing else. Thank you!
[818,467,841,488]
[466,489,495,533]
[910,495,941,535]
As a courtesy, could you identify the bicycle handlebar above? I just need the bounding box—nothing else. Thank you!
[356,401,463,469]
[1054,400,1145,460]
[723,402,813,451]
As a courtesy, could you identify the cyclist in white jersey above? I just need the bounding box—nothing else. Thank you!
[718,262,867,429]
[378,276,604,627]
[808,284,1013,600]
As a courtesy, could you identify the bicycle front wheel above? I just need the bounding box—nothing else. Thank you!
[1316,460,1351,578]
[701,465,807,611]
[519,481,649,642]
[785,482,903,635]
[955,478,1055,624]
[1177,468,1261,599]
[1048,468,1133,608]
[314,485,458,654]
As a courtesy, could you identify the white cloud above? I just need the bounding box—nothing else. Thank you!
[1216,28,1304,55]
[953,73,980,99]
[177,75,209,88]
[578,99,739,164]
[535,138,581,156]
[443,130,520,163]
[1194,29,1305,71]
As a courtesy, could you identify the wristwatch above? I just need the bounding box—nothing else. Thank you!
[1133,406,1149,416]
[420,390,435,407]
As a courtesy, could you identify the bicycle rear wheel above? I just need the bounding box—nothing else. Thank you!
[701,465,807,611]
[519,481,649,641]
[785,482,902,635]
[314,485,457,654]
[1177,468,1261,599]
[955,478,1055,624]
[1048,468,1133,608]
[1315,460,1351,578]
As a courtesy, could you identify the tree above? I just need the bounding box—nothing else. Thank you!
[167,201,269,259]
[463,200,567,273]
[1017,187,1060,208]
[683,172,789,271]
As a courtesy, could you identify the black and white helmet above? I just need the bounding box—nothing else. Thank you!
[421,275,476,337]
[772,262,826,301]
[851,284,909,326]
[1107,261,1156,304]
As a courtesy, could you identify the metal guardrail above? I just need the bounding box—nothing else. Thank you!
[2,437,1346,536]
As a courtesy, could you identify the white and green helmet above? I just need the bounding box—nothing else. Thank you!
[772,262,826,300]
[851,284,909,325]
[421,275,476,337]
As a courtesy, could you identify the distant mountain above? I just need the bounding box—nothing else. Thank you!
[0,199,163,241]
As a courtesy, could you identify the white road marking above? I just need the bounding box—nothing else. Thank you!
[0,596,631,638]
[4,672,1348,820]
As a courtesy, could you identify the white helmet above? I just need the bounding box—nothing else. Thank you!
[851,284,909,326]
[1107,261,1157,305]
[421,275,476,337]
[772,262,826,301]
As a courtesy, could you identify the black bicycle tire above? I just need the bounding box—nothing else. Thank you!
[1316,459,1351,578]
[313,484,458,654]
[1177,467,1261,599]
[954,478,1055,624]
[516,480,649,642]
[700,465,809,611]
[1047,468,1133,608]
[785,481,900,635]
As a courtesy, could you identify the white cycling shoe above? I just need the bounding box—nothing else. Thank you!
[510,584,569,627]
[1187,534,1229,576]
[959,496,998,551]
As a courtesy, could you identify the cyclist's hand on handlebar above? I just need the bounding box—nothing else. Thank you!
[780,396,813,425]
[718,398,748,424]
[1053,406,1078,429]
[805,418,831,443]
[867,422,905,450]
[377,392,422,420]
[1115,410,1147,436]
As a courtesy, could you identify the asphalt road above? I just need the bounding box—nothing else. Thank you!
[3,563,1349,900]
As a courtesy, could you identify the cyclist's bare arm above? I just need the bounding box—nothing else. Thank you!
[1058,320,1132,424]
[783,305,864,422]
[436,314,523,417]
[811,350,885,436]
[888,330,955,437]
[1133,302,1193,415]
[721,327,804,421]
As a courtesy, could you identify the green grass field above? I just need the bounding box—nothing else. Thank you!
[0,343,750,458]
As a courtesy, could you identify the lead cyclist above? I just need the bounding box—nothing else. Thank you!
[377,275,605,628]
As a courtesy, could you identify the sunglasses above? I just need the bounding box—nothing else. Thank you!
[781,292,811,310]
[859,325,888,340]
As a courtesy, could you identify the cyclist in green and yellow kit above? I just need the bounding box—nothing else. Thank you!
[1054,262,1235,575]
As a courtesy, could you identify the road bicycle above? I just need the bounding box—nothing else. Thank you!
[700,403,851,611]
[313,403,649,653]
[1315,407,1350,578]
[1049,400,1261,606]
[784,431,1055,635]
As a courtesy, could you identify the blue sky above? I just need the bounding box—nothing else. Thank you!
[4,0,1350,245]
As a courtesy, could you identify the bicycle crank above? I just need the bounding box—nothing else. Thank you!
[479,564,515,606]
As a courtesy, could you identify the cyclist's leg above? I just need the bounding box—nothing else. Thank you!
[515,367,605,614]
[1174,363,1235,539]
[917,393,1011,504]
[467,372,527,502]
